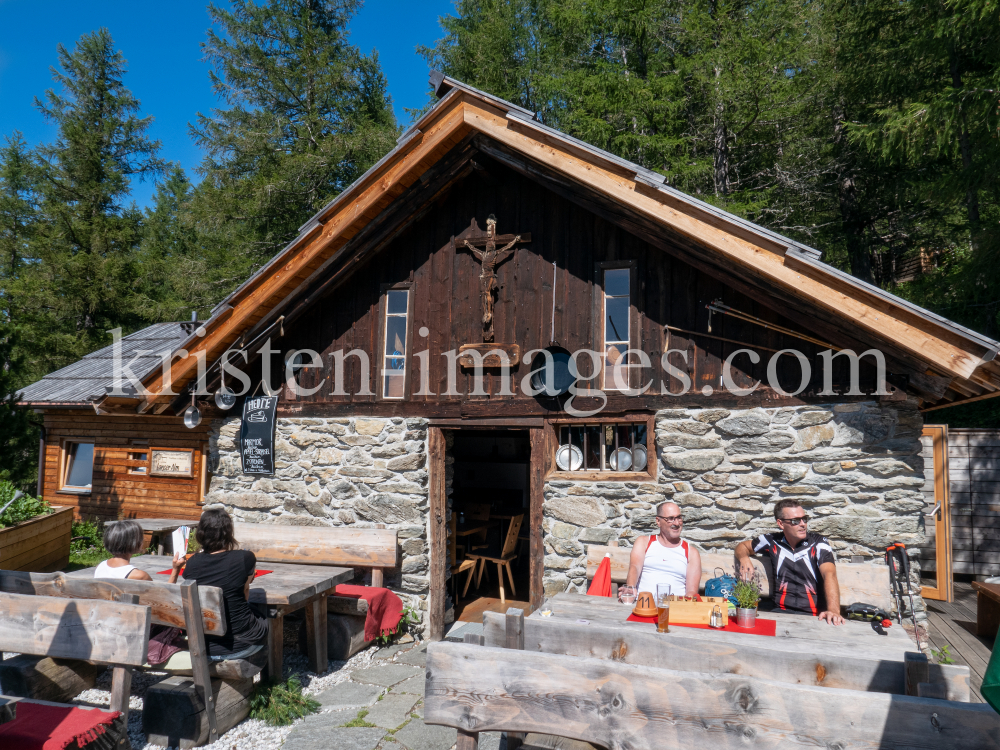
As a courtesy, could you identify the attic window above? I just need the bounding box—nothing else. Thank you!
[382,288,410,399]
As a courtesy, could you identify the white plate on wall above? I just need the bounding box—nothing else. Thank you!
[609,448,633,471]
[632,445,648,471]
[556,444,584,471]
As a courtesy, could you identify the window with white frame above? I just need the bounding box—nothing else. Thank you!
[382,289,410,399]
[603,267,631,389]
[62,442,95,491]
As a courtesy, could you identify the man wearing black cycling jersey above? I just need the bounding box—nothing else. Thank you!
[735,498,845,625]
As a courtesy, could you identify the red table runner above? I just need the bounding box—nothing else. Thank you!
[0,702,121,749]
[158,568,272,577]
[626,612,777,636]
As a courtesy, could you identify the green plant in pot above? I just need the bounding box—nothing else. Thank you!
[733,570,762,628]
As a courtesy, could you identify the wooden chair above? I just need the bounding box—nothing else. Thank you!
[466,513,523,604]
[0,590,150,749]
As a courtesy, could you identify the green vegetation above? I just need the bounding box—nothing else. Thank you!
[374,602,422,646]
[0,482,50,528]
[249,675,320,726]
[932,644,956,665]
[732,574,762,610]
[66,519,111,571]
[341,708,375,728]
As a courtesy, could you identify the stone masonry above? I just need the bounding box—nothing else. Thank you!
[204,416,433,634]
[543,400,928,618]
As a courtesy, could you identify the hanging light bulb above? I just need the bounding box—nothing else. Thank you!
[183,393,202,429]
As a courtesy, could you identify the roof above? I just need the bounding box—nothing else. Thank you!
[20,73,1000,412]
[18,322,196,406]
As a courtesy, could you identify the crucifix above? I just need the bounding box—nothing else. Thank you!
[456,214,531,342]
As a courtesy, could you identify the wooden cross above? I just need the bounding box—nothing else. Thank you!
[455,215,531,342]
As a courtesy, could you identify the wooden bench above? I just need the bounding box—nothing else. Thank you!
[585,543,895,610]
[971,581,1000,638]
[3,570,260,747]
[0,590,151,749]
[425,627,1000,749]
[234,522,400,661]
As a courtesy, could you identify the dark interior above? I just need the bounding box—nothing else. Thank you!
[449,429,531,622]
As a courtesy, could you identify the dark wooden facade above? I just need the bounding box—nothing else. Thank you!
[269,150,877,416]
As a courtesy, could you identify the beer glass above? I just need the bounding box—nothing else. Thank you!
[619,585,637,605]
[656,584,671,633]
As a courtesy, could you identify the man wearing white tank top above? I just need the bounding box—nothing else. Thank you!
[625,501,702,598]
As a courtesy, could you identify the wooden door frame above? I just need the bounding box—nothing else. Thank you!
[921,424,953,603]
[427,423,545,640]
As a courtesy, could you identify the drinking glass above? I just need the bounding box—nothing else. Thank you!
[619,585,636,605]
[656,584,671,633]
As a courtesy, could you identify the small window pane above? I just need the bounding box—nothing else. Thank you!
[65,443,94,488]
[605,296,629,342]
[604,268,630,297]
[384,316,407,357]
[387,290,408,314]
[383,373,405,399]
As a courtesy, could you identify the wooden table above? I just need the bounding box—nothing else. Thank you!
[70,554,353,677]
[971,581,1000,638]
[105,518,193,555]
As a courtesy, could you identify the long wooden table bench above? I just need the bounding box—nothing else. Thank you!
[586,543,896,610]
[424,629,1000,749]
[971,581,1000,638]
[234,522,400,660]
[0,590,150,749]
[5,570,261,747]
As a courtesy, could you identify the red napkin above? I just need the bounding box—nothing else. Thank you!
[158,568,272,577]
[626,612,777,636]
[0,702,121,749]
[334,584,404,642]
[586,555,612,597]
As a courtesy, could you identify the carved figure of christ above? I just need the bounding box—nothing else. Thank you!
[458,216,529,342]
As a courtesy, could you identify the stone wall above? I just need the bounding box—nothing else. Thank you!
[205,416,433,634]
[542,400,927,618]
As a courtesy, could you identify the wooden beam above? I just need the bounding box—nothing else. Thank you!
[424,643,1000,748]
[462,99,988,379]
[428,426,447,641]
[233,523,398,568]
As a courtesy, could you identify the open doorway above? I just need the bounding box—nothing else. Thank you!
[448,429,532,623]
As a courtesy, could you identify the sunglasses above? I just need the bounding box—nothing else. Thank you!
[657,515,683,523]
[779,515,809,526]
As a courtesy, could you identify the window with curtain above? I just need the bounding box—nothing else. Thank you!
[382,289,409,399]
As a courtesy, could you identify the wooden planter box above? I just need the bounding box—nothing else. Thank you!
[0,506,73,572]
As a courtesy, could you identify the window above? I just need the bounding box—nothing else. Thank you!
[62,442,94,491]
[554,422,649,474]
[382,288,410,399]
[129,452,148,475]
[602,267,632,389]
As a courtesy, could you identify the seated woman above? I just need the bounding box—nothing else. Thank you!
[95,520,174,582]
[183,509,268,661]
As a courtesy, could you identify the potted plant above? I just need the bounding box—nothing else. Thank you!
[733,570,762,628]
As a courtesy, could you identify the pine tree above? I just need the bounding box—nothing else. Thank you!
[22,29,164,377]
[191,0,399,278]
[0,133,40,328]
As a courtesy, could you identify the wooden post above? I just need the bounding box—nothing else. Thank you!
[268,608,285,682]
[529,428,545,611]
[372,524,386,588]
[905,651,929,697]
[429,427,447,640]
[305,593,329,673]
[110,592,139,748]
[458,631,482,749]
[180,580,219,744]
[917,682,949,700]
[505,608,525,750]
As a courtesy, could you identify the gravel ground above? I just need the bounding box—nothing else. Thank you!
[63,623,402,750]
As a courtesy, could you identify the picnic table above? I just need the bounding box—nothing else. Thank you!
[105,518,193,555]
[69,554,352,677]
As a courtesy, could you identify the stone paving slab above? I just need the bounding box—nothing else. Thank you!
[365,692,420,729]
[394,717,457,750]
[315,681,383,710]
[393,674,425,696]
[351,663,423,687]
[283,715,385,750]
[395,644,427,667]
[374,643,413,661]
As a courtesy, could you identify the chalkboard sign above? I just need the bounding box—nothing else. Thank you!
[240,395,279,475]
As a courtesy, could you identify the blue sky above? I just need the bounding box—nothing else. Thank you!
[0,0,456,208]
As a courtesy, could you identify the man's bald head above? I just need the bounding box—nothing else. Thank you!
[654,501,684,541]
[656,501,681,518]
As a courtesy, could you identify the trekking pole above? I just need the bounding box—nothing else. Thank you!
[885,544,905,625]
[893,543,919,633]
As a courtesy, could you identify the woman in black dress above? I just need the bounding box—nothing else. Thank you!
[184,509,268,660]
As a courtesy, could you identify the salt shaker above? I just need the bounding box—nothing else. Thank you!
[710,604,724,628]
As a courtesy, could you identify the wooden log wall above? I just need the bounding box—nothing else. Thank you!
[40,411,209,522]
[948,429,1000,576]
[271,152,878,417]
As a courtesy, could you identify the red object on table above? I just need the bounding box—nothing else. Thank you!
[334,584,404,641]
[0,702,121,749]
[626,612,777,636]
[158,568,273,577]
[586,555,612,597]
